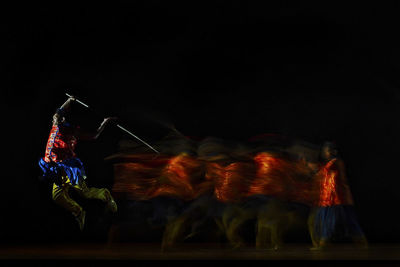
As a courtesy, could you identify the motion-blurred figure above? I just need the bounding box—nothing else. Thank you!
[250,151,311,250]
[161,138,228,250]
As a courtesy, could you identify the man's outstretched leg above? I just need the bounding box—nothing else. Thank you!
[52,181,86,231]
[73,180,118,213]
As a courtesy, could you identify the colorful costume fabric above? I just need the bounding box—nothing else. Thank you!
[317,158,354,207]
[311,158,365,243]
[44,124,77,163]
[39,121,85,186]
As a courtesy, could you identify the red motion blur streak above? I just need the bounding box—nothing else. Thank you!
[147,153,211,201]
[112,153,213,201]
[111,153,319,205]
[250,152,287,197]
[251,152,317,205]
[205,162,255,203]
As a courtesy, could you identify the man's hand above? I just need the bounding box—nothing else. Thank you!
[60,95,76,110]
[101,117,118,126]
[94,117,118,139]
[68,95,76,102]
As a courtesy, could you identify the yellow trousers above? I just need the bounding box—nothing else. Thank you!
[52,175,112,217]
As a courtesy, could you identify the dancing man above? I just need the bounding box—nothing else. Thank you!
[39,96,118,231]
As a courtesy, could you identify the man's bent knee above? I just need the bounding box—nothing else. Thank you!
[53,191,83,217]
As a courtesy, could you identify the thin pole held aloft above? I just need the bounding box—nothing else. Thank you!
[65,93,160,154]
[116,124,160,154]
[66,93,89,108]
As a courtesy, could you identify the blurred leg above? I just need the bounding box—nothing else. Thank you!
[308,208,319,248]
[52,179,86,231]
[162,214,190,251]
[73,180,117,212]
[52,176,83,217]
[256,217,271,248]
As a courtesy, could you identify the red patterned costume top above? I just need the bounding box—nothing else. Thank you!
[317,158,354,207]
[44,124,77,163]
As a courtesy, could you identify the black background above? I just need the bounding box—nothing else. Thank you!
[3,2,400,243]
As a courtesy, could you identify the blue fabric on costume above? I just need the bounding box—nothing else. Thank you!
[38,157,86,186]
[313,205,365,241]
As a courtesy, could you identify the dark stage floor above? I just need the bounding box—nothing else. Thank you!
[1,243,399,266]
